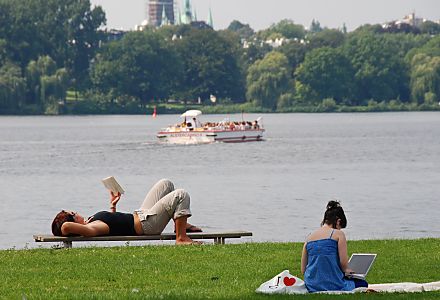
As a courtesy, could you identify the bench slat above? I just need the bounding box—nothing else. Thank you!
[34,231,252,244]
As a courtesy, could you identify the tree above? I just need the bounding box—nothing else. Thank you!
[295,47,355,104]
[25,55,68,113]
[62,0,106,89]
[409,53,440,104]
[308,29,346,49]
[419,21,440,35]
[343,32,409,103]
[277,41,307,73]
[309,19,322,33]
[0,0,105,90]
[0,62,26,112]
[406,35,440,61]
[227,20,255,40]
[246,51,291,109]
[91,31,182,105]
[175,28,245,102]
[258,19,305,40]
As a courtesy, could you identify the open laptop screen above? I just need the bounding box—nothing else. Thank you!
[348,253,377,276]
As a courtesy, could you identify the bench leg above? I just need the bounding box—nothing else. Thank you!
[213,237,225,245]
[63,241,72,249]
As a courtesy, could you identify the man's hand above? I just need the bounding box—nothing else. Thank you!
[109,191,121,211]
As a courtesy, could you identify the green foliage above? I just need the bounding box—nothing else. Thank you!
[319,98,337,112]
[175,28,245,103]
[409,53,440,104]
[308,29,346,49]
[91,30,182,105]
[25,56,68,114]
[246,51,292,110]
[295,47,355,103]
[309,19,322,33]
[1,2,440,114]
[0,0,105,113]
[0,61,26,112]
[343,32,410,104]
[258,19,306,40]
[0,0,105,87]
[419,21,440,35]
[227,20,255,40]
[276,41,307,71]
[277,93,295,110]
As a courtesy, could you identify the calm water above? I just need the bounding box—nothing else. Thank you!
[0,112,439,249]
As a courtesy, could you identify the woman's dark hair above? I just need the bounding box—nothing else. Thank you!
[51,210,74,236]
[321,200,347,229]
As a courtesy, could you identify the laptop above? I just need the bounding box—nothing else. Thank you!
[346,253,377,280]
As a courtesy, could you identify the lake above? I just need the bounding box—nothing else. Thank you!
[0,112,439,249]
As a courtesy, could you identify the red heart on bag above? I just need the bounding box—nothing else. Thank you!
[283,276,296,286]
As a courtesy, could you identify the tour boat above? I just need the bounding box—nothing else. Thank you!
[157,110,265,144]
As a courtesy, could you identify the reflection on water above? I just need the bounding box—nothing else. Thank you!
[0,112,439,249]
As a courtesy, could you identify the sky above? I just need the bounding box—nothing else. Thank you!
[89,0,440,32]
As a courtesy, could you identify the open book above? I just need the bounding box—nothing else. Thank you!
[102,176,125,194]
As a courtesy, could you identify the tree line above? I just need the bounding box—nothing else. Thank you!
[1,0,440,114]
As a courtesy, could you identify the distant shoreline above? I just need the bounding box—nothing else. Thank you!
[2,102,440,116]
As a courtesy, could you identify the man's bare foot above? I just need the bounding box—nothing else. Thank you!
[175,237,203,245]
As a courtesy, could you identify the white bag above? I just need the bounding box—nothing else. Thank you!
[256,270,308,295]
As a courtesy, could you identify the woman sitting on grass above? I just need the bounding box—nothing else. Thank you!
[301,200,368,292]
[51,179,202,245]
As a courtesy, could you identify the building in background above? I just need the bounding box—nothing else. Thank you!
[139,0,213,29]
[148,0,175,27]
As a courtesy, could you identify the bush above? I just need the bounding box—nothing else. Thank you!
[319,98,337,112]
[277,93,295,111]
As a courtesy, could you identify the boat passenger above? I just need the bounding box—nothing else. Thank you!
[252,120,260,129]
[51,179,203,245]
[192,117,201,128]
[301,201,368,292]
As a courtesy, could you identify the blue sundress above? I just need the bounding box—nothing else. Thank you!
[304,230,356,292]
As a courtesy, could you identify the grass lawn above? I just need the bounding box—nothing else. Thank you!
[0,239,439,299]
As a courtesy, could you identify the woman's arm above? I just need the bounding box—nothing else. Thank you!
[301,242,308,275]
[337,230,350,272]
[61,221,109,237]
[109,191,121,212]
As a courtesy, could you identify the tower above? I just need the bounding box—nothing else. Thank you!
[182,0,192,24]
[161,5,171,26]
[207,8,213,28]
[148,0,175,27]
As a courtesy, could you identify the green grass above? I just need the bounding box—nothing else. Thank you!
[0,239,439,299]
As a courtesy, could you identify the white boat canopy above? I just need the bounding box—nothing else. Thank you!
[180,110,202,118]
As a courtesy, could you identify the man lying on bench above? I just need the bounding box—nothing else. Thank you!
[51,179,203,245]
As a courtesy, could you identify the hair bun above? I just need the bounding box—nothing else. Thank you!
[326,200,340,210]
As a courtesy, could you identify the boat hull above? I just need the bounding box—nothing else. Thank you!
[157,129,265,144]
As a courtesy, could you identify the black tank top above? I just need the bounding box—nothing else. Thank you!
[90,211,137,236]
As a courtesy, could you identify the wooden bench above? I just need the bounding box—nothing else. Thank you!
[33,231,253,248]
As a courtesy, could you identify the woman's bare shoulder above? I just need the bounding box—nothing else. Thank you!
[332,229,346,240]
